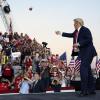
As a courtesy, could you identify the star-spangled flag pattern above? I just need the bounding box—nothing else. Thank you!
[96,59,100,77]
[67,58,81,77]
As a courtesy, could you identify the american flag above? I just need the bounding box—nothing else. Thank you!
[67,59,75,75]
[96,59,100,77]
[59,52,67,67]
[74,58,81,73]
[67,58,81,76]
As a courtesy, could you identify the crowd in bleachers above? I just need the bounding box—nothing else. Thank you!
[0,32,72,94]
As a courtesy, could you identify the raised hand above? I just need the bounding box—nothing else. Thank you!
[55,31,61,35]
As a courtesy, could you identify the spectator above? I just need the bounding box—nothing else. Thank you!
[32,73,45,93]
[2,63,14,82]
[25,66,33,80]
[40,59,51,91]
[24,56,32,71]
[19,76,30,94]
[1,51,9,65]
[12,73,23,90]
[51,77,61,92]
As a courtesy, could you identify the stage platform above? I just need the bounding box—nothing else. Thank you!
[0,91,100,100]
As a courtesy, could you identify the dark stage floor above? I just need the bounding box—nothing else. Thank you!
[0,91,100,100]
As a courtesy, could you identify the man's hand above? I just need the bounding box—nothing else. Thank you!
[55,31,61,35]
[73,43,80,52]
[73,47,79,52]
[73,43,80,48]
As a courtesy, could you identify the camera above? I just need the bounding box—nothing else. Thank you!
[3,5,10,13]
[42,42,48,48]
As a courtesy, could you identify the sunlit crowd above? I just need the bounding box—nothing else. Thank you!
[0,32,72,94]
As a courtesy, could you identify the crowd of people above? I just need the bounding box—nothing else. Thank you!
[0,32,72,94]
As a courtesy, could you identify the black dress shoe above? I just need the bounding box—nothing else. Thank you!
[89,91,96,95]
[78,92,88,97]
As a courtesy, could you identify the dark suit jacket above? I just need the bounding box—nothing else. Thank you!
[32,79,45,93]
[62,26,97,58]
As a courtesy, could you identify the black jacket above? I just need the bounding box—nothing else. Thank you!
[62,26,97,57]
[32,79,45,93]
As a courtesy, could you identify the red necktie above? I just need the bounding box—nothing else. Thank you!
[74,30,78,43]
[73,30,78,52]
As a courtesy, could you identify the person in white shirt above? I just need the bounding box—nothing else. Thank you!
[19,77,30,94]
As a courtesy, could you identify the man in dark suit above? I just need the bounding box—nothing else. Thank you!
[32,73,45,93]
[55,18,97,96]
